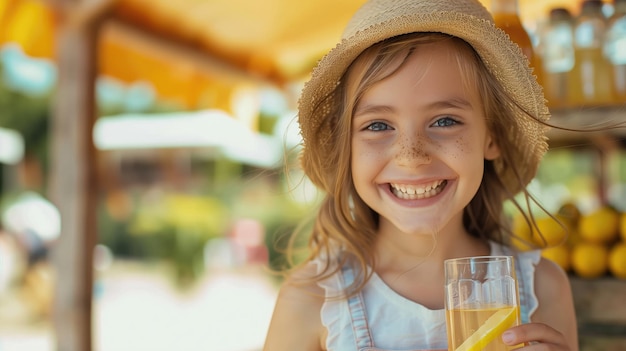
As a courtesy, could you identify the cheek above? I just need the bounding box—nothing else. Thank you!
[438,136,475,160]
[351,151,371,195]
[440,137,485,181]
[352,147,382,170]
[351,144,387,188]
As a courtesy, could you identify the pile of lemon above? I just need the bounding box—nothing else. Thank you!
[512,203,626,279]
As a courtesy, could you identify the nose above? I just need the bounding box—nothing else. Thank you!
[393,133,432,167]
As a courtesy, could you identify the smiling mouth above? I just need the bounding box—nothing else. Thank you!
[389,180,447,200]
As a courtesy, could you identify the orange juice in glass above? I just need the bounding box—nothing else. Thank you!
[444,256,521,351]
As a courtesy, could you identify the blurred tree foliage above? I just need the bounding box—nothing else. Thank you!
[0,61,178,181]
[223,172,315,273]
[128,193,229,287]
[97,169,317,288]
[0,62,51,176]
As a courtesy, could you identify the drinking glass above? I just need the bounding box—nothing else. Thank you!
[444,256,521,351]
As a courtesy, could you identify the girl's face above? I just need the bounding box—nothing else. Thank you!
[350,40,500,237]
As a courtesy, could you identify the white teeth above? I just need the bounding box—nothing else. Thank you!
[390,180,446,200]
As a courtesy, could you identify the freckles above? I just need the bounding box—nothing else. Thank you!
[454,137,472,157]
[396,135,430,161]
[414,140,429,159]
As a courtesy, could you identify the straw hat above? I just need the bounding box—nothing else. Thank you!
[298,0,549,195]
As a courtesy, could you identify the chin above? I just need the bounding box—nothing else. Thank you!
[383,217,447,237]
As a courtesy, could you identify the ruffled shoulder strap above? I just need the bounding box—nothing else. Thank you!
[312,258,355,350]
[490,241,541,323]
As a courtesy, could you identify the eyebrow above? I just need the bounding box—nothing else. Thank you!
[426,97,473,110]
[353,104,395,117]
[354,96,474,118]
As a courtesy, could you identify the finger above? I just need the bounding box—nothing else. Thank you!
[502,323,567,348]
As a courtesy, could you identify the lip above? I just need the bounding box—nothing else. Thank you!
[381,179,451,207]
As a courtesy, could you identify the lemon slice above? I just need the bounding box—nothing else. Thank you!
[454,307,517,351]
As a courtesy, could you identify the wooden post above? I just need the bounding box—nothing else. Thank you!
[49,10,100,351]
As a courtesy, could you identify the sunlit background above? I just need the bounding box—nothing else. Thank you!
[1,0,626,350]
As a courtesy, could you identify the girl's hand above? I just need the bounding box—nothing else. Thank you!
[502,323,570,350]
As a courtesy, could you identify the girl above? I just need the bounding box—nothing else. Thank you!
[264,0,578,350]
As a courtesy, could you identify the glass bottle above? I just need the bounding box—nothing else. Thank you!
[540,8,576,109]
[571,0,615,106]
[491,0,543,86]
[606,0,626,101]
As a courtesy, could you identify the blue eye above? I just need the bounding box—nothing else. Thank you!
[432,117,458,127]
[367,121,392,131]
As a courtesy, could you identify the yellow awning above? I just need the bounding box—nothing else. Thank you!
[0,0,583,109]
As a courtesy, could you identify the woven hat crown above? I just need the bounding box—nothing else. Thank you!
[343,0,493,39]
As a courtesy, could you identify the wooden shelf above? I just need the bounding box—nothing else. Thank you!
[570,277,626,349]
[571,277,626,328]
[547,107,626,149]
[544,106,626,205]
